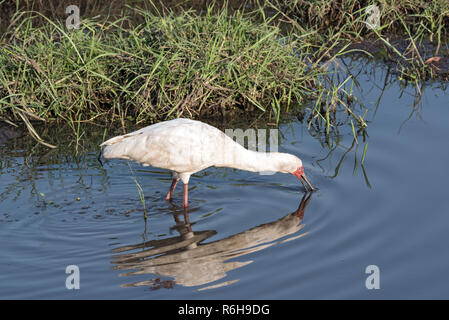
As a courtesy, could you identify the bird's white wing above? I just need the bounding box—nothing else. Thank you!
[101,119,231,173]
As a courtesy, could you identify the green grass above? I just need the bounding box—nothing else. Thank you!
[271,0,449,40]
[0,1,447,147]
[128,162,148,219]
[271,0,449,82]
[0,5,332,136]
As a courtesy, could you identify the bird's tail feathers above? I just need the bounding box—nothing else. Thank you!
[100,131,143,147]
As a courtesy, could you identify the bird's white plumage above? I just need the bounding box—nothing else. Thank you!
[101,118,309,206]
[102,119,303,183]
[103,119,218,182]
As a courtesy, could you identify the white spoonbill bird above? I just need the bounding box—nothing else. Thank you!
[101,118,314,207]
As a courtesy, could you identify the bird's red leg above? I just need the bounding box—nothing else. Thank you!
[183,209,192,232]
[165,178,179,201]
[183,184,189,208]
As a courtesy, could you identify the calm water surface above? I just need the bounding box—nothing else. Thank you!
[1,59,449,299]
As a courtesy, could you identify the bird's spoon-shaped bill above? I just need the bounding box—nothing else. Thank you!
[293,167,314,192]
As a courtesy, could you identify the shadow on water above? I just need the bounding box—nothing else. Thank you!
[112,194,312,290]
[0,125,23,145]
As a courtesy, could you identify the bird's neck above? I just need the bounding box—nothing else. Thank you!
[215,147,284,173]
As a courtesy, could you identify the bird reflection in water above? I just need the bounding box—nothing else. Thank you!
[112,193,312,291]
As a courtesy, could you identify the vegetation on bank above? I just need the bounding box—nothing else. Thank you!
[274,0,449,38]
[0,1,448,147]
[272,0,449,81]
[0,4,351,146]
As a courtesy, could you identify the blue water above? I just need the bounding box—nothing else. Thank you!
[1,58,449,299]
